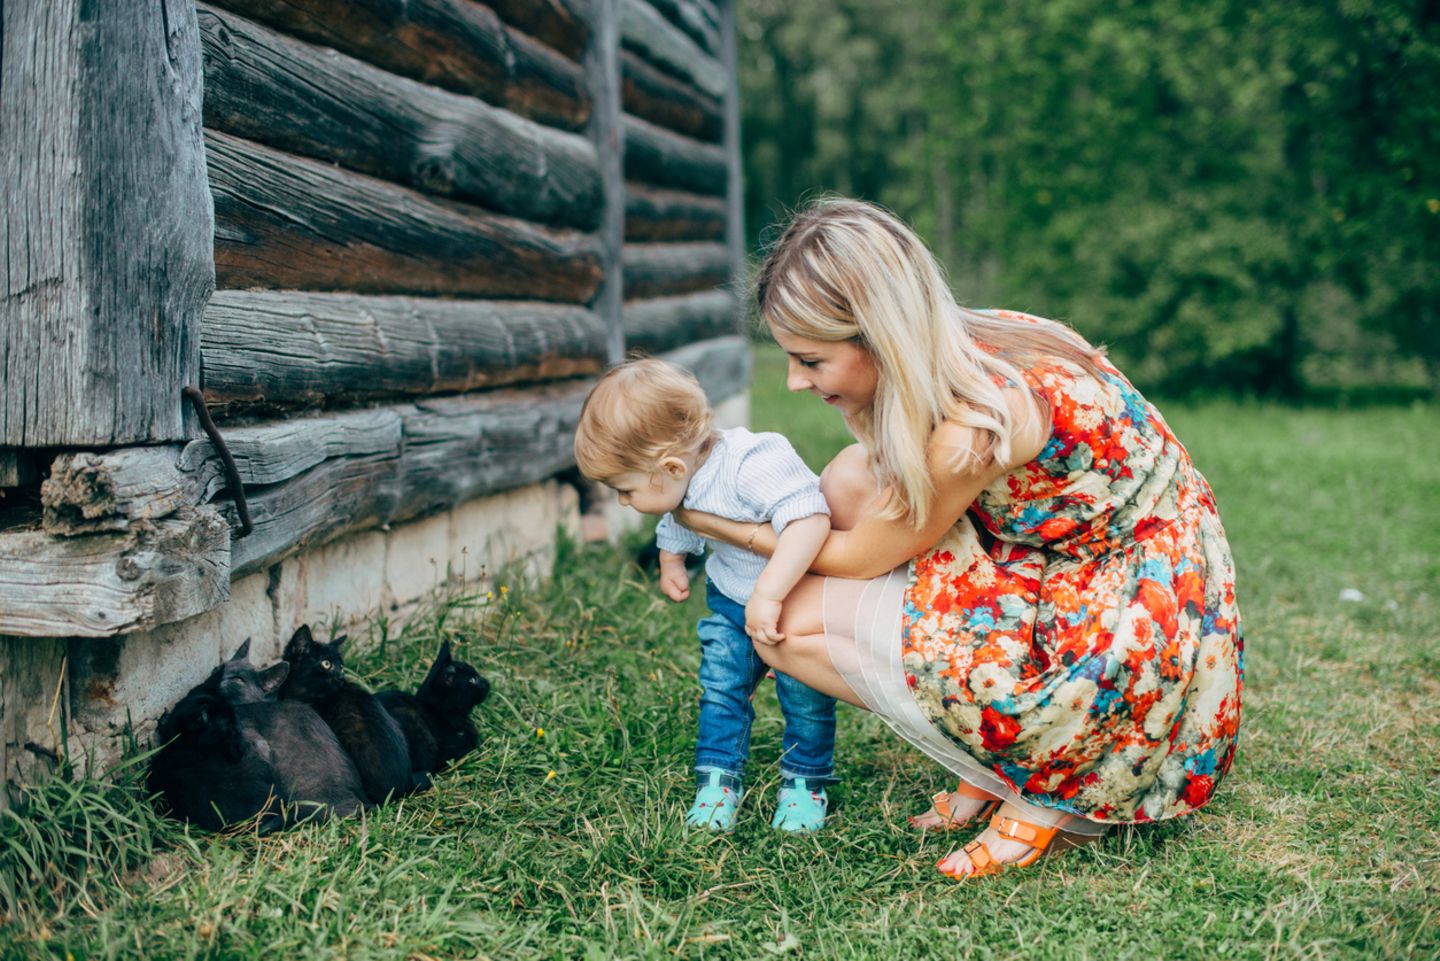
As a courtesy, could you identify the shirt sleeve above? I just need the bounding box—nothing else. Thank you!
[735,433,830,535]
[655,512,706,555]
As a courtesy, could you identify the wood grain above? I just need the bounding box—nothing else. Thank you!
[624,113,728,194]
[0,509,230,638]
[623,290,738,355]
[1,0,213,446]
[620,0,725,98]
[203,0,590,129]
[623,242,731,299]
[625,182,727,242]
[201,290,608,413]
[207,131,603,302]
[199,6,601,229]
[621,50,723,142]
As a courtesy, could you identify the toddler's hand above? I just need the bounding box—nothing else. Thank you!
[745,596,785,645]
[658,553,691,602]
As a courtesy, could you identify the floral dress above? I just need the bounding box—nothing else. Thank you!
[823,330,1243,826]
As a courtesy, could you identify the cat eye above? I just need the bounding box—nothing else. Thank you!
[320,659,333,670]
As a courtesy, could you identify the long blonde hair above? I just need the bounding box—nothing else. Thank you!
[754,198,1106,529]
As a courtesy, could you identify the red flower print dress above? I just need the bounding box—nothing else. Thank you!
[823,336,1242,827]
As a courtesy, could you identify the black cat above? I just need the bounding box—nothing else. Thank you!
[377,640,491,775]
[280,626,420,804]
[147,688,285,832]
[235,697,369,822]
[202,639,289,704]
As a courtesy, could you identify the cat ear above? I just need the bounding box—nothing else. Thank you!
[259,662,290,695]
[421,643,448,687]
[285,625,313,658]
[230,638,251,662]
[332,634,348,652]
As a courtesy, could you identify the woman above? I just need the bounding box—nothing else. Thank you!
[677,199,1243,878]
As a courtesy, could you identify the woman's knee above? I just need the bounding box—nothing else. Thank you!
[821,444,879,530]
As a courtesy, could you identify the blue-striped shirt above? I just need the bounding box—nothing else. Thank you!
[655,427,829,603]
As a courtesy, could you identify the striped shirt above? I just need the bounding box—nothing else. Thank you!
[655,427,829,604]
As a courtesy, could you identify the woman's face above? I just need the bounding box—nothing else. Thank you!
[770,326,880,417]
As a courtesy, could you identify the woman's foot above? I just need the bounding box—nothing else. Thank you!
[935,804,1084,878]
[908,783,1001,831]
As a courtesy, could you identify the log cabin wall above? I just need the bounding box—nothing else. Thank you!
[0,0,746,787]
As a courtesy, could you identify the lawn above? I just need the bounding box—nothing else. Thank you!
[3,345,1437,960]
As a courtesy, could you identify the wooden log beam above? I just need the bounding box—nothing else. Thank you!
[621,50,723,142]
[623,242,731,299]
[1,0,212,446]
[624,114,727,194]
[202,0,590,133]
[645,0,721,56]
[720,0,745,336]
[619,0,725,99]
[1,450,38,489]
[585,0,626,365]
[39,409,405,537]
[487,0,591,62]
[623,290,738,355]
[662,334,750,405]
[199,6,601,231]
[207,131,603,303]
[625,182,726,242]
[0,509,230,639]
[201,290,608,414]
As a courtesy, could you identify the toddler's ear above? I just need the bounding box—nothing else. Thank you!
[658,455,688,479]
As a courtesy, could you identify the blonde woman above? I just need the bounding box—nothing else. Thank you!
[675,199,1243,878]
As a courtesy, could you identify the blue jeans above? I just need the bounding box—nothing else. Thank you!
[694,580,837,785]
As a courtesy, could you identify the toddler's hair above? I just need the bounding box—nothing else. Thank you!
[574,358,715,481]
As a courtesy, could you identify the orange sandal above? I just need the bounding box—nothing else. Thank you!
[908,782,1002,832]
[939,811,1061,879]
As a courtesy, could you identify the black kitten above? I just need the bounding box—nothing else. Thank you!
[280,626,419,804]
[147,689,285,832]
[377,640,491,775]
[235,698,368,822]
[202,639,289,705]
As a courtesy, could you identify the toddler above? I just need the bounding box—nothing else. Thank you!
[574,359,836,832]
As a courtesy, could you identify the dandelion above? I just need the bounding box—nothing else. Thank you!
[500,585,509,596]
[536,727,545,738]
[1428,198,1440,215]
[546,770,557,781]
[486,591,494,602]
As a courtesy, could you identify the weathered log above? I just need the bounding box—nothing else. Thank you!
[624,114,728,195]
[0,509,230,638]
[621,50,723,142]
[585,0,626,364]
[199,6,600,231]
[623,243,731,299]
[620,0,725,99]
[207,131,603,303]
[39,409,405,537]
[1,0,212,446]
[623,290,738,355]
[202,0,590,132]
[625,182,727,242]
[487,0,591,62]
[663,334,750,405]
[201,290,608,413]
[221,382,591,576]
[645,0,721,56]
[391,383,590,526]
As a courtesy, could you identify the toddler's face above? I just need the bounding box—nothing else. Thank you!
[607,468,688,516]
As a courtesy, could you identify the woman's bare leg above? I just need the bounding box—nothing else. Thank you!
[756,575,865,708]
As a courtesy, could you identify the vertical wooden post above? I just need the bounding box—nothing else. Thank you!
[1,0,214,447]
[719,0,746,336]
[585,0,626,365]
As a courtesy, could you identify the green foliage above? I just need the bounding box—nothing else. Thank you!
[741,0,1440,396]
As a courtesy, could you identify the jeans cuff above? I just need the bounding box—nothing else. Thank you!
[779,764,837,787]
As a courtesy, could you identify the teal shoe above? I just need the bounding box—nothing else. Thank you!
[685,771,742,832]
[772,778,828,833]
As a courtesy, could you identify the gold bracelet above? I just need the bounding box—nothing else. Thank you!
[745,523,762,554]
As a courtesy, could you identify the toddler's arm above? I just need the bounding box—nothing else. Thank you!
[745,513,830,645]
[658,550,692,602]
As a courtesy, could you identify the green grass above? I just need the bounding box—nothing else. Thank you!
[3,344,1437,959]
